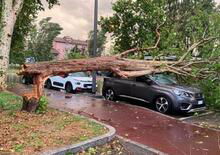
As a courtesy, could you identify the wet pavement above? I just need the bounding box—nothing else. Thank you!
[9,84,220,155]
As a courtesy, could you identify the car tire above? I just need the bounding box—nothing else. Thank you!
[65,82,73,93]
[104,88,117,101]
[155,96,172,114]
[45,79,52,89]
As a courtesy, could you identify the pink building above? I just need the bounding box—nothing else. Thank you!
[52,36,88,60]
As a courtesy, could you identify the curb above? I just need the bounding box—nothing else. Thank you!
[178,111,214,121]
[117,136,167,155]
[41,108,116,155]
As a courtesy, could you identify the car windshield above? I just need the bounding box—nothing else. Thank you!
[69,72,90,77]
[150,74,177,85]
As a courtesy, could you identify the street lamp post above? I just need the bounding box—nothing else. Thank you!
[92,0,98,94]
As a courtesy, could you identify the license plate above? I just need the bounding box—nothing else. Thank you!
[198,100,203,105]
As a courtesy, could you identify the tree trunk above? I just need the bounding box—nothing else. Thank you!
[0,0,23,90]
[21,96,39,112]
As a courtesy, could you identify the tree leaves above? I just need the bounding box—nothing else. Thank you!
[27,17,63,62]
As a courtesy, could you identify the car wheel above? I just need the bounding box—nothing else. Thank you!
[155,96,172,114]
[45,80,52,89]
[104,88,116,101]
[65,83,73,93]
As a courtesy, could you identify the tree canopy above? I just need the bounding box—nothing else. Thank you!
[27,17,63,62]
[0,0,60,64]
[100,0,220,59]
[88,30,107,57]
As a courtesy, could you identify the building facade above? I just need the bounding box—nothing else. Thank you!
[52,36,88,60]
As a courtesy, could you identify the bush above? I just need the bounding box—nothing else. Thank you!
[67,47,87,59]
[36,96,48,114]
[199,80,220,109]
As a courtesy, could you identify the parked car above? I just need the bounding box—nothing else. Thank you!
[102,74,206,114]
[22,72,94,93]
[45,72,93,93]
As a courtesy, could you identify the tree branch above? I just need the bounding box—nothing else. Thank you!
[178,37,217,62]
[117,22,164,58]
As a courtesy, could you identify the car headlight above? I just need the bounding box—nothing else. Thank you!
[76,82,81,85]
[173,89,193,98]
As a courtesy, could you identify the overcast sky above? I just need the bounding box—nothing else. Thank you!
[38,0,220,40]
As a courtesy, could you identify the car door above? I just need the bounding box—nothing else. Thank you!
[50,76,66,88]
[112,77,133,96]
[131,76,155,102]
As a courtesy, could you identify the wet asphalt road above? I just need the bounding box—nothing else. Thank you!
[9,84,220,155]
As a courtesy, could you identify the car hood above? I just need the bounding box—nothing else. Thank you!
[71,77,92,82]
[158,84,201,93]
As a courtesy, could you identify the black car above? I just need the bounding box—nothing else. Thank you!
[102,74,206,114]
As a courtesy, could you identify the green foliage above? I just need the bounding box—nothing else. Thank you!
[27,17,63,62]
[36,96,48,114]
[87,147,97,154]
[100,0,220,57]
[100,0,166,52]
[88,30,107,56]
[67,47,87,59]
[0,92,22,111]
[65,152,73,155]
[13,144,25,153]
[0,0,60,64]
[199,80,220,109]
[9,0,44,64]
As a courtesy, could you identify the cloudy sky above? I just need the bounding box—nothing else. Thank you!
[38,0,116,40]
[38,0,220,40]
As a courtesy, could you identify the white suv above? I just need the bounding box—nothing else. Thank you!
[45,72,93,93]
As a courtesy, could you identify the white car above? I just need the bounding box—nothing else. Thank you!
[45,72,93,93]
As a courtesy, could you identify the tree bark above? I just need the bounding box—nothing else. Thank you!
[21,96,39,112]
[0,0,24,90]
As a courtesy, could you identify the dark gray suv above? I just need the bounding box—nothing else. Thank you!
[102,74,206,114]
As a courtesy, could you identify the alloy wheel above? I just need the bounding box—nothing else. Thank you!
[155,97,169,113]
[105,89,115,101]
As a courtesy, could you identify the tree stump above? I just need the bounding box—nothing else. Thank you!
[22,96,39,112]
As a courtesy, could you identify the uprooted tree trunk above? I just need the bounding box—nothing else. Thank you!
[20,74,44,112]
[22,96,39,112]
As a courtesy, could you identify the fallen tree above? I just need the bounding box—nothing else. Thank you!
[18,24,218,112]
[18,54,213,101]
